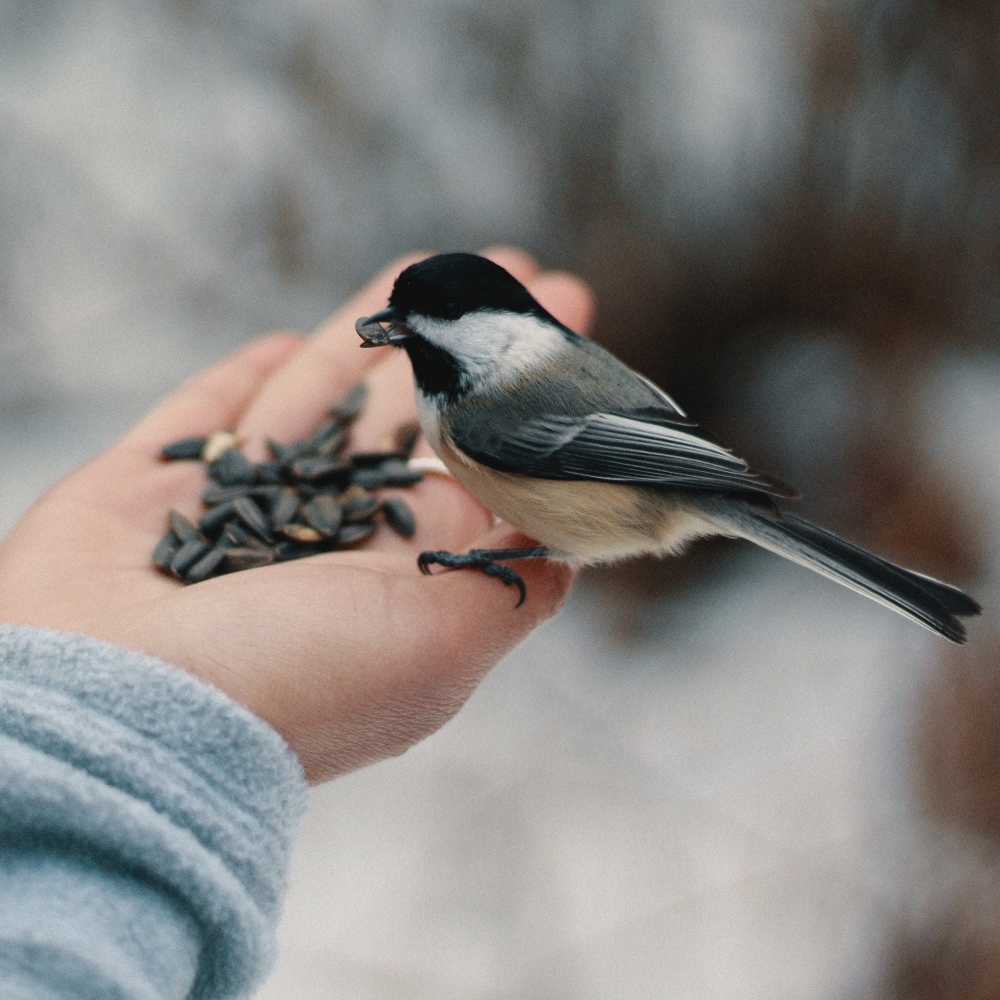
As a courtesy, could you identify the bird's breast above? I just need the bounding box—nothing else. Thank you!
[414,390,445,453]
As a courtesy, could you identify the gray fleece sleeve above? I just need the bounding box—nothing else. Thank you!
[0,624,308,1000]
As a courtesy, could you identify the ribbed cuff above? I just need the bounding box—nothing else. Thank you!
[0,624,308,999]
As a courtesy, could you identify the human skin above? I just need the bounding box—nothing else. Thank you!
[0,248,595,783]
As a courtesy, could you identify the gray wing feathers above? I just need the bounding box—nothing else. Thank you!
[456,411,785,494]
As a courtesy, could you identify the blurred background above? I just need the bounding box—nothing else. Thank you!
[1,0,998,995]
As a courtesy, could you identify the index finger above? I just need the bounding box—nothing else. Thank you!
[236,252,429,459]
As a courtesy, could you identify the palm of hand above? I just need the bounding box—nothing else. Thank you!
[0,250,593,782]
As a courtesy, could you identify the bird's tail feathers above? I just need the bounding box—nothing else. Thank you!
[717,505,981,644]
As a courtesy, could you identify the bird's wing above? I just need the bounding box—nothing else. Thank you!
[450,409,797,497]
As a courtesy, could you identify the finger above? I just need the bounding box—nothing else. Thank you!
[236,253,429,459]
[397,523,576,697]
[531,272,597,336]
[478,245,541,284]
[122,332,305,454]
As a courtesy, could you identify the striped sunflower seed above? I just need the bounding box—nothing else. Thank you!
[223,547,275,571]
[233,497,272,541]
[336,521,377,546]
[279,523,324,543]
[341,490,380,523]
[289,455,349,482]
[161,437,208,460]
[184,542,230,583]
[168,510,201,543]
[302,494,342,537]
[198,501,237,536]
[152,532,180,570]
[207,448,256,486]
[275,539,324,561]
[394,422,421,456]
[381,497,417,537]
[171,538,209,576]
[252,461,285,485]
[271,488,300,530]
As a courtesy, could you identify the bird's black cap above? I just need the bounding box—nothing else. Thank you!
[389,253,545,322]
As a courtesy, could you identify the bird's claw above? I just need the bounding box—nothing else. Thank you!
[417,548,529,607]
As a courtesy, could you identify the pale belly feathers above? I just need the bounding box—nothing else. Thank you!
[414,392,718,565]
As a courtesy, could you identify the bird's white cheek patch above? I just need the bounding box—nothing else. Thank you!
[409,311,568,387]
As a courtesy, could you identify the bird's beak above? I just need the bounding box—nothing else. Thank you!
[355,307,414,347]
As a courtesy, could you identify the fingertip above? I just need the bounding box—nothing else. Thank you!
[431,558,574,677]
[529,272,597,337]
[480,246,540,284]
[123,331,309,450]
[437,525,576,634]
[251,330,308,360]
[312,251,433,338]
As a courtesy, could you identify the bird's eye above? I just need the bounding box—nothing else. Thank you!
[444,300,463,319]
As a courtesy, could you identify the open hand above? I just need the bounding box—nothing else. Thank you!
[0,249,595,782]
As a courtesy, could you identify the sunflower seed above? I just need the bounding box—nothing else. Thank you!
[223,547,275,571]
[184,542,229,583]
[202,483,250,505]
[302,494,342,536]
[221,522,269,551]
[349,462,423,489]
[330,383,367,423]
[223,521,254,546]
[171,538,209,575]
[267,438,297,463]
[339,485,366,503]
[275,539,324,561]
[152,532,180,570]
[350,451,409,467]
[394,422,421,457]
[316,429,347,456]
[198,501,237,536]
[251,485,284,509]
[233,496,272,541]
[202,430,240,463]
[279,523,324,543]
[271,488,300,530]
[168,510,201,543]
[161,437,208,460]
[307,417,345,453]
[381,497,417,537]
[336,521,377,546]
[341,490,379,523]
[289,455,349,481]
[349,467,385,490]
[252,461,285,485]
[208,448,256,486]
[378,460,424,487]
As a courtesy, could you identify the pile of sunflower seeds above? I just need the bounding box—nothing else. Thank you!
[152,383,422,583]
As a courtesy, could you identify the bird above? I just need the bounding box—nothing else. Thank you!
[355,252,981,643]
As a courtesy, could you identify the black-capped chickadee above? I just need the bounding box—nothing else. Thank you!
[356,253,980,643]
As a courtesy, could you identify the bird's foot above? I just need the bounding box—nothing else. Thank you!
[416,546,549,608]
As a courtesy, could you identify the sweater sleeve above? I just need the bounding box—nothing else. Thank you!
[0,624,308,1000]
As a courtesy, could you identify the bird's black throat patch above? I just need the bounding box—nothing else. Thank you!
[402,335,468,403]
